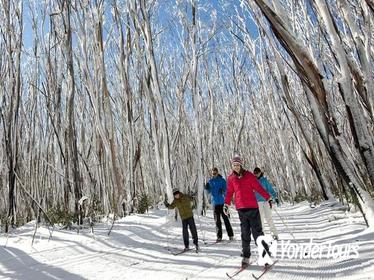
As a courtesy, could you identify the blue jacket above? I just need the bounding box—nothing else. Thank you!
[206,175,226,206]
[255,176,277,202]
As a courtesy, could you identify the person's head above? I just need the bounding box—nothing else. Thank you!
[253,167,262,178]
[231,155,243,173]
[173,189,181,198]
[211,167,219,177]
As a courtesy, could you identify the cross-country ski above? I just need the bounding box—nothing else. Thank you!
[169,248,191,256]
[226,262,252,279]
[252,260,279,280]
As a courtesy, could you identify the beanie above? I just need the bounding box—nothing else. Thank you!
[172,189,180,196]
[231,155,242,165]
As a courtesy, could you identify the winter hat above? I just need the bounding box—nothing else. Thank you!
[231,155,243,165]
[253,167,261,174]
[172,189,180,196]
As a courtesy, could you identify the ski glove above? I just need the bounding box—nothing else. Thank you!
[268,199,273,209]
[164,201,170,208]
[223,204,230,216]
[275,198,280,207]
[204,183,210,190]
[189,192,197,198]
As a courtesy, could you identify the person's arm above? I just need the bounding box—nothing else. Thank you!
[263,178,277,199]
[222,179,227,196]
[165,199,176,209]
[204,182,211,193]
[224,177,234,205]
[252,174,271,200]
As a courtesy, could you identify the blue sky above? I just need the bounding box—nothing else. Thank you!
[22,0,259,50]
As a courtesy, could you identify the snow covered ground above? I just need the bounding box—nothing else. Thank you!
[1,202,373,280]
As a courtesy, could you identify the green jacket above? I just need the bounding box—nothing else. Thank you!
[167,193,194,220]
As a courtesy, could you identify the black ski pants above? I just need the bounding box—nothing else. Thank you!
[182,216,198,248]
[238,208,269,258]
[214,204,234,239]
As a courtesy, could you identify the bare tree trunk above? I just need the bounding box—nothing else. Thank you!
[2,0,23,232]
[364,0,374,13]
[269,42,333,200]
[250,0,374,226]
[130,0,173,201]
[113,2,136,214]
[312,0,374,190]
[62,0,82,222]
[95,1,122,212]
[189,1,205,214]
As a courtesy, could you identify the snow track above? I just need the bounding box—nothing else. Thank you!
[0,202,373,279]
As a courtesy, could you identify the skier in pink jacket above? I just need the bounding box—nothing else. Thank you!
[224,155,271,268]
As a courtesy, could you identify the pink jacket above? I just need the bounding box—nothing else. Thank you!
[225,170,270,209]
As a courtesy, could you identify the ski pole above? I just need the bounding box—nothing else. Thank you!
[165,208,178,252]
[273,207,296,239]
[166,209,170,251]
[196,211,206,244]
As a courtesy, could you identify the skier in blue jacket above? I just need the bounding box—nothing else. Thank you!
[205,167,234,242]
[254,167,279,240]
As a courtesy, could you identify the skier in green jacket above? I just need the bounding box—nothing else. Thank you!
[165,189,199,251]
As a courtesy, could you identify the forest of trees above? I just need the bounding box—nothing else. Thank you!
[1,0,373,232]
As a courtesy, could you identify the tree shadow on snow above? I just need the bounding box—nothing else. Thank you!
[0,246,86,280]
